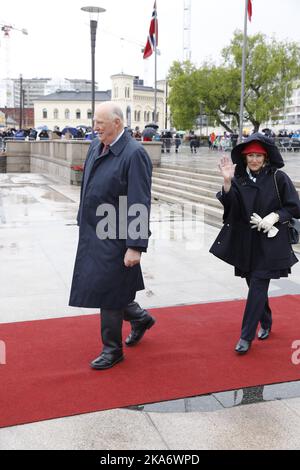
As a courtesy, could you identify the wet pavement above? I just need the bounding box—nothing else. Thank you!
[1,155,300,449]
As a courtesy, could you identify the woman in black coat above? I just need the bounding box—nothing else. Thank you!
[210,133,300,354]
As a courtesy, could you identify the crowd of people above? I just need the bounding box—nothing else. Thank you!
[1,124,300,155]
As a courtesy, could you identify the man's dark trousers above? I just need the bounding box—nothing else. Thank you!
[101,301,149,354]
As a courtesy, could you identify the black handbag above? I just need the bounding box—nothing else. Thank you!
[274,171,300,245]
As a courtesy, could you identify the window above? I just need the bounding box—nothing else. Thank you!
[125,86,130,98]
[76,109,81,120]
[114,87,118,98]
[126,106,131,128]
[152,111,159,123]
[53,109,59,120]
[65,109,70,120]
[87,109,92,119]
[42,108,48,119]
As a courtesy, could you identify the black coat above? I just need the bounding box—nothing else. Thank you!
[210,133,300,274]
[69,131,152,309]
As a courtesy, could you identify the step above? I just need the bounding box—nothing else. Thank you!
[152,176,218,198]
[152,173,222,191]
[156,166,223,183]
[154,166,300,195]
[160,164,221,177]
[151,191,223,228]
[152,183,221,209]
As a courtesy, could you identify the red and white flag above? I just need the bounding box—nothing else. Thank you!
[143,1,158,59]
[248,0,253,21]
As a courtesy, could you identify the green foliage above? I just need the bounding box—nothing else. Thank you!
[167,61,200,129]
[167,31,300,132]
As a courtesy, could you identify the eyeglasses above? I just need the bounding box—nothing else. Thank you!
[246,153,265,160]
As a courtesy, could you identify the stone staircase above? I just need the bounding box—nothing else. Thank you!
[152,164,300,251]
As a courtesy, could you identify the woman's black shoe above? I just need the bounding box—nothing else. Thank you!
[235,338,252,354]
[258,327,271,340]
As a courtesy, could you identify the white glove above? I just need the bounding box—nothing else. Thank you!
[250,213,262,229]
[258,212,280,233]
[250,213,279,238]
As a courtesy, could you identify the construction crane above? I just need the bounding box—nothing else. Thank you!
[183,0,192,61]
[0,21,28,78]
[0,23,28,37]
[0,21,28,110]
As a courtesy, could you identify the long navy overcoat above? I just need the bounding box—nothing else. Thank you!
[69,131,152,309]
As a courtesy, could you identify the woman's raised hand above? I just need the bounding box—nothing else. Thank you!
[218,156,236,182]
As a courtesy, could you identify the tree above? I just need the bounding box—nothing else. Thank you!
[167,31,300,132]
[223,31,300,132]
[196,66,241,133]
[167,61,201,130]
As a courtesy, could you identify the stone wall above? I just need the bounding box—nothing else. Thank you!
[30,140,89,183]
[0,155,6,173]
[6,141,31,173]
[5,139,162,183]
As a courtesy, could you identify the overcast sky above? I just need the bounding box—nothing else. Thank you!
[0,0,299,89]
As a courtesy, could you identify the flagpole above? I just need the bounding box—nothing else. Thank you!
[238,0,249,142]
[154,3,158,124]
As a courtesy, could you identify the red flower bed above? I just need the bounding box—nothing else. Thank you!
[71,165,84,172]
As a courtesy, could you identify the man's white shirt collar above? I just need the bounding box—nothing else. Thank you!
[110,129,125,147]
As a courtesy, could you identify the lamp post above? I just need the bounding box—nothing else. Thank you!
[19,74,23,130]
[81,6,106,136]
[283,83,288,131]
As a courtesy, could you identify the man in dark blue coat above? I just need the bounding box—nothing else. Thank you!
[69,102,155,369]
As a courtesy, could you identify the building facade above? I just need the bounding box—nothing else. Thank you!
[0,77,98,109]
[281,81,300,130]
[34,74,168,131]
[0,108,34,128]
[34,91,111,130]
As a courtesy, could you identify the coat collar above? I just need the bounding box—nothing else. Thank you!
[95,131,130,160]
[109,130,130,156]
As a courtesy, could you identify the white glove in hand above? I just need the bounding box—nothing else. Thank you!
[250,213,279,238]
[258,212,280,233]
[250,213,262,229]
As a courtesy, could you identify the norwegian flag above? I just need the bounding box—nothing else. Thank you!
[248,0,253,21]
[143,1,158,59]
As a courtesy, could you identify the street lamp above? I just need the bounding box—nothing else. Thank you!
[81,6,106,136]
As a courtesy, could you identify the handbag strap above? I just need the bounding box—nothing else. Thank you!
[274,170,294,228]
[273,170,283,208]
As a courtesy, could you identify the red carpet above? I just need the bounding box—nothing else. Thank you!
[1,295,300,428]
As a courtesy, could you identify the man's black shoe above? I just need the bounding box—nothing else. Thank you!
[125,316,156,347]
[90,352,124,370]
[258,327,271,340]
[235,338,252,354]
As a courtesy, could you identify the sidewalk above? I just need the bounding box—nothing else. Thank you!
[0,161,300,449]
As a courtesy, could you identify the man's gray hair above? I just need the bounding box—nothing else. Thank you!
[111,105,124,123]
[95,102,124,124]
